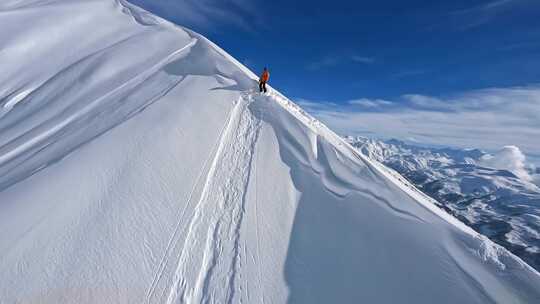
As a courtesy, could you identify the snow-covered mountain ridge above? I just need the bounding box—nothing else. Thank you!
[347,136,540,271]
[1,0,540,303]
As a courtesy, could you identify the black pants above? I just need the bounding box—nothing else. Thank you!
[259,81,267,93]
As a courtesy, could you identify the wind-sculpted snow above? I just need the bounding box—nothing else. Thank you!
[0,0,254,192]
[1,0,540,303]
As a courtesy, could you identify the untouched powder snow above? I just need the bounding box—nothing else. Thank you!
[0,1,540,303]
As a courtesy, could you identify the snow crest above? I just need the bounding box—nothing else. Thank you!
[1,1,540,303]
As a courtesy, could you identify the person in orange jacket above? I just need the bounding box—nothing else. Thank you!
[259,67,270,93]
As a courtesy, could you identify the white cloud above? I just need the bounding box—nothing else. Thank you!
[402,87,540,117]
[455,0,516,14]
[481,0,516,11]
[533,173,540,187]
[450,0,533,30]
[479,146,532,181]
[130,0,261,31]
[348,98,393,108]
[298,85,540,164]
[402,94,447,110]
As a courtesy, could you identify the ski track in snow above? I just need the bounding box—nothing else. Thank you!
[145,92,263,304]
[167,92,261,304]
[252,95,266,304]
[144,97,241,303]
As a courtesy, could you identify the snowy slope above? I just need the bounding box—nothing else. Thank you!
[1,1,540,303]
[347,136,540,272]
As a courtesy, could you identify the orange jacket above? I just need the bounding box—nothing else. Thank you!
[260,70,270,83]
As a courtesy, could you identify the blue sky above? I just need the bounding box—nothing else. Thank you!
[131,0,540,164]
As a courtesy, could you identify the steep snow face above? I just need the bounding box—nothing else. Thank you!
[1,1,540,303]
[348,137,540,271]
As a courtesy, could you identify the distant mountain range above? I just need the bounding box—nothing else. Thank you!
[347,136,540,271]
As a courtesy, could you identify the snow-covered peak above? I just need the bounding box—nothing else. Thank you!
[1,1,540,303]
